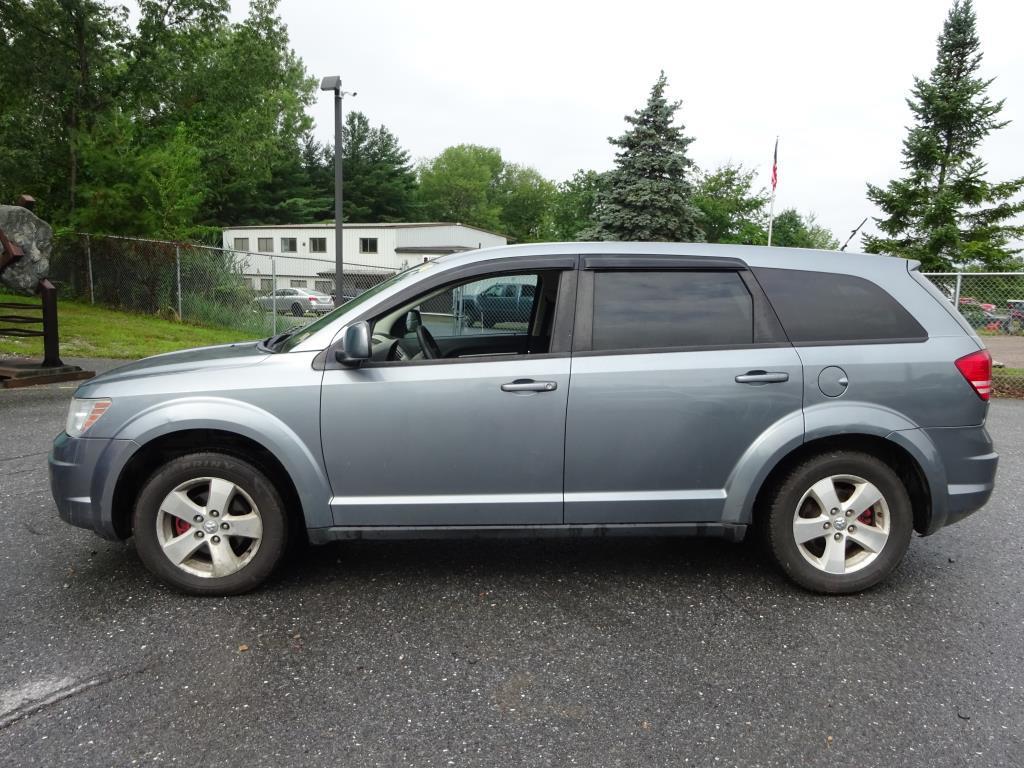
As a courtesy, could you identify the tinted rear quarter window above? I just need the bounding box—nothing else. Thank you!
[753,267,926,344]
[591,271,753,351]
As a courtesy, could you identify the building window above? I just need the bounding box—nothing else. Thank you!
[315,280,335,294]
[281,237,297,253]
[290,279,307,288]
[309,237,327,253]
[233,237,249,252]
[257,237,273,252]
[260,278,273,292]
[359,237,378,254]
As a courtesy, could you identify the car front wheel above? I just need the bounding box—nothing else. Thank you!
[133,452,288,595]
[764,451,913,594]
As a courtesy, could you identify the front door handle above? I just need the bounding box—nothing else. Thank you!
[501,379,557,393]
[735,371,790,384]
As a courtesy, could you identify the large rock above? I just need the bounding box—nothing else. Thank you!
[0,204,52,295]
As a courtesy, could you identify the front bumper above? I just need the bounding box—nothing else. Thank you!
[49,432,139,540]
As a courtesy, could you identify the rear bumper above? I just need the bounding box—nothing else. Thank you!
[49,432,139,540]
[919,425,998,534]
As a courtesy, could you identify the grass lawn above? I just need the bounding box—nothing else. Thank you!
[1,293,254,360]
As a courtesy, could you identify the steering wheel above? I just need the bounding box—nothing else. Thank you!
[415,324,442,359]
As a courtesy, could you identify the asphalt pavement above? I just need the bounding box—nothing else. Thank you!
[0,359,1021,767]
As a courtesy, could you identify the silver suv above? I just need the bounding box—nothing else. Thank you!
[49,243,998,595]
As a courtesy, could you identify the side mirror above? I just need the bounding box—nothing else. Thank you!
[335,321,371,366]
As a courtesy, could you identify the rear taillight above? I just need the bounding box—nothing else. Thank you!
[955,349,992,400]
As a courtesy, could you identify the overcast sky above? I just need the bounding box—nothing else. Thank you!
[237,0,1024,248]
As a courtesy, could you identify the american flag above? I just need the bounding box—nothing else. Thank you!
[771,137,778,191]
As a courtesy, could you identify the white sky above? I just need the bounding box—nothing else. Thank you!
[238,0,1024,248]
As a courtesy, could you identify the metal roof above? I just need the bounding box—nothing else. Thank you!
[221,222,508,238]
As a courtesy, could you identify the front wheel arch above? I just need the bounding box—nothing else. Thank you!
[111,429,306,545]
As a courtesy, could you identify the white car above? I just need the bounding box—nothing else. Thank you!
[255,288,334,316]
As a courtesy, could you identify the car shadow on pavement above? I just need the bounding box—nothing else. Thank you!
[273,535,780,591]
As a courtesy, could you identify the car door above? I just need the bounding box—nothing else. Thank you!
[320,260,578,527]
[563,256,803,524]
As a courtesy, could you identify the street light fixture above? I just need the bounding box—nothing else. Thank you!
[320,76,356,306]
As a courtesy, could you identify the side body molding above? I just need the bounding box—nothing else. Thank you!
[111,397,334,528]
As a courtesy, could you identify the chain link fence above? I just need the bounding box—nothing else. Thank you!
[923,272,1024,397]
[46,234,535,341]
[30,237,1024,398]
[49,234,399,337]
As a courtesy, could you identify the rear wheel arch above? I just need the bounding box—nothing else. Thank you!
[111,429,306,544]
[752,434,932,535]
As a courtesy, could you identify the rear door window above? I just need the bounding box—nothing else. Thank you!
[753,268,926,344]
[590,271,754,351]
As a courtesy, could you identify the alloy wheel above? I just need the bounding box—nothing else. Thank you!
[155,476,263,578]
[792,474,891,576]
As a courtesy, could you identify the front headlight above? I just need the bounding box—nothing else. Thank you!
[65,398,111,437]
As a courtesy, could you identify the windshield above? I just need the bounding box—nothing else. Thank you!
[278,262,437,352]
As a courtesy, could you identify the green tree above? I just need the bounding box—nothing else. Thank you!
[340,111,417,222]
[693,163,769,244]
[0,0,128,220]
[417,144,504,231]
[265,134,332,223]
[495,164,556,242]
[770,209,839,250]
[0,0,317,233]
[191,0,315,225]
[73,113,207,239]
[584,72,702,241]
[864,0,1024,270]
[551,170,603,241]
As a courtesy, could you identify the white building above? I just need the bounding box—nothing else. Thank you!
[221,222,507,296]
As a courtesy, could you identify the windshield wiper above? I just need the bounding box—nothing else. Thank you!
[259,329,296,352]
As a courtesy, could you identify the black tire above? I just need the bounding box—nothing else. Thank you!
[133,452,289,596]
[764,450,913,594]
[291,302,304,317]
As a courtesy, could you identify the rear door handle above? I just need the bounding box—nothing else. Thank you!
[735,371,790,384]
[501,379,557,393]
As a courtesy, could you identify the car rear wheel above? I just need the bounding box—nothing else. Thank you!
[133,452,288,595]
[764,451,913,594]
[291,302,304,317]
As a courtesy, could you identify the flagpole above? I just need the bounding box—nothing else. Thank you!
[767,136,778,247]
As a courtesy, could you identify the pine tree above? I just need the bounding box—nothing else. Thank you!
[864,0,1024,270]
[583,72,702,242]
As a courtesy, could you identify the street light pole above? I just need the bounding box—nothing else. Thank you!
[320,76,356,307]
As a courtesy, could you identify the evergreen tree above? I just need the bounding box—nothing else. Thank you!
[864,0,1024,270]
[583,72,702,242]
[341,111,417,222]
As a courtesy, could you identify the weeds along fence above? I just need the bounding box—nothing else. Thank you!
[49,233,399,336]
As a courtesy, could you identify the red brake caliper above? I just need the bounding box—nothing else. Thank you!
[173,517,191,536]
[857,507,875,526]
